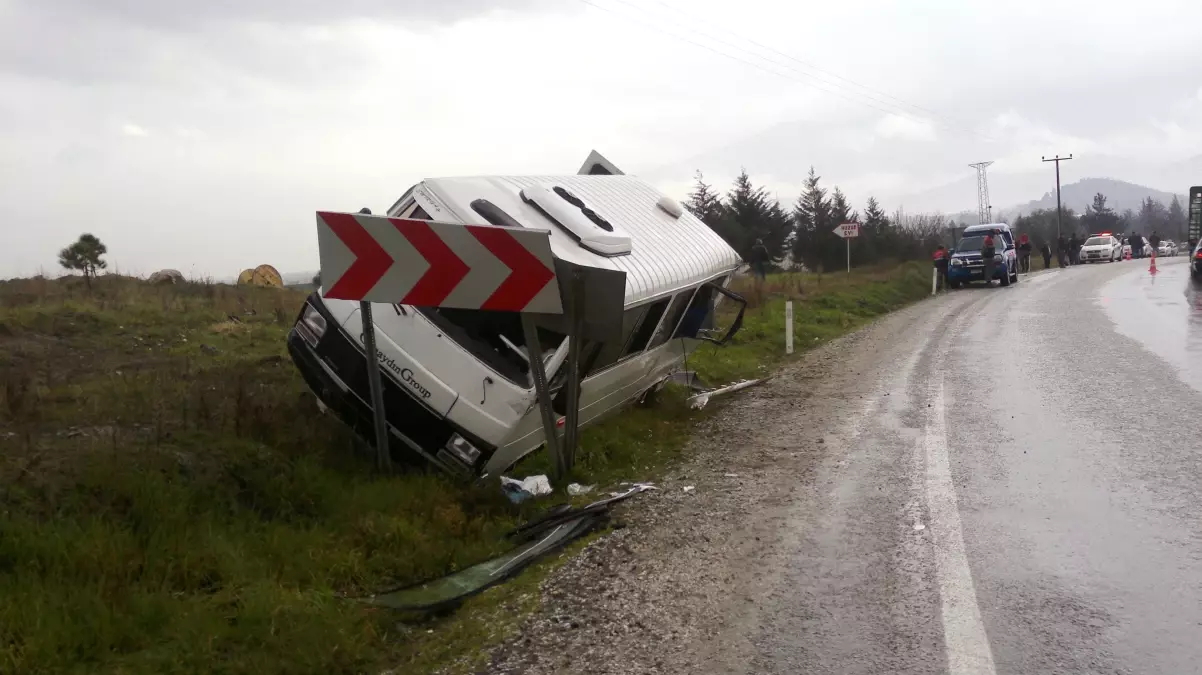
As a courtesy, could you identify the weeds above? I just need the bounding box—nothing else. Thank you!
[0,264,931,674]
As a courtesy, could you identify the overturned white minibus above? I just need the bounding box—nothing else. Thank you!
[288,161,746,477]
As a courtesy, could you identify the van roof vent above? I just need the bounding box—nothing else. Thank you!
[520,183,633,256]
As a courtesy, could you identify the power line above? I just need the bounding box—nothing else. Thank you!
[645,0,967,130]
[578,0,999,143]
[576,0,918,121]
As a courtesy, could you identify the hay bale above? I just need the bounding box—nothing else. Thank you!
[147,269,185,285]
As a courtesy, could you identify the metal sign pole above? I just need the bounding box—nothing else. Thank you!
[846,238,850,274]
[521,315,565,479]
[359,301,391,472]
[562,270,586,471]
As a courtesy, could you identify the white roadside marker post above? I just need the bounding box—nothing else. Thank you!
[785,300,794,355]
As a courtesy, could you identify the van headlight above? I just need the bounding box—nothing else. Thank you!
[994,254,1003,262]
[950,258,963,266]
[445,433,481,466]
[297,304,327,346]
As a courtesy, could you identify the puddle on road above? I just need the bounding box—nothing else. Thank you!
[1100,261,1202,394]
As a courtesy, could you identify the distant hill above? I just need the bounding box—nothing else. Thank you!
[1002,177,1186,218]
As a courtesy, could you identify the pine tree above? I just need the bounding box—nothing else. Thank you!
[1138,197,1168,237]
[1081,192,1120,234]
[791,167,832,270]
[58,233,108,289]
[829,188,856,225]
[1168,195,1187,240]
[685,170,725,228]
[859,196,889,262]
[718,169,790,261]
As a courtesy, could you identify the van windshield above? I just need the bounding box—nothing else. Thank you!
[416,307,566,386]
[956,236,990,252]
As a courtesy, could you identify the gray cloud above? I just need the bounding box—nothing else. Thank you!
[13,0,553,28]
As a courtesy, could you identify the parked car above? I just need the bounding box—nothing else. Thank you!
[1192,240,1202,281]
[947,223,1019,287]
[1080,234,1122,263]
[1158,240,1178,257]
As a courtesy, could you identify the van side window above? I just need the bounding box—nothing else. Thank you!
[624,298,670,356]
[401,202,431,220]
[583,304,649,374]
[645,291,692,351]
[674,284,716,339]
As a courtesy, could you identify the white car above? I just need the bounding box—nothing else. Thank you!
[1080,234,1123,263]
[1158,241,1178,257]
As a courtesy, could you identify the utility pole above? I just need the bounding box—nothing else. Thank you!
[969,161,994,225]
[1042,154,1073,239]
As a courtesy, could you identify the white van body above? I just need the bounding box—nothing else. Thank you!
[288,172,743,477]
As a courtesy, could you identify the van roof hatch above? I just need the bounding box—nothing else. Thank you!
[520,183,633,257]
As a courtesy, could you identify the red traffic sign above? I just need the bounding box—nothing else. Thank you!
[833,222,860,239]
[316,211,562,313]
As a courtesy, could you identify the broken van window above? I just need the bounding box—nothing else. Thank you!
[625,297,669,355]
[416,307,566,386]
[646,291,692,351]
[674,284,716,339]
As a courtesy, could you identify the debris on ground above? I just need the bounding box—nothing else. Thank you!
[567,483,595,496]
[363,485,655,613]
[501,475,554,503]
[682,485,695,493]
[687,378,765,409]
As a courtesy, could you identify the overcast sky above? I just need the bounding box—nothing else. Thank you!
[3,0,1201,278]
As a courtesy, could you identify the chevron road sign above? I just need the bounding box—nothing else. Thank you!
[316,211,562,314]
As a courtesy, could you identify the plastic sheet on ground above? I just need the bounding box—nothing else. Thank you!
[362,484,655,613]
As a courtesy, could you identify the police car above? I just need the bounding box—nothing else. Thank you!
[1080,233,1122,263]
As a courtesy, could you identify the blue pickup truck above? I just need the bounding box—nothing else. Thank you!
[947,223,1019,288]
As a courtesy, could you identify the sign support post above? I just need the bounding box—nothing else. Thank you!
[833,222,860,274]
[521,315,565,478]
[562,270,587,471]
[359,301,392,472]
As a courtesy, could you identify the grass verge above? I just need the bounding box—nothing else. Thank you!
[0,263,931,674]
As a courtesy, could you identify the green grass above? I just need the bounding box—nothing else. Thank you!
[0,263,931,674]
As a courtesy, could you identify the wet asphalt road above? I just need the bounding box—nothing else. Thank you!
[755,256,1202,675]
[483,256,1202,675]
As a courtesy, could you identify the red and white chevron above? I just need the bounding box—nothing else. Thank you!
[315,211,562,313]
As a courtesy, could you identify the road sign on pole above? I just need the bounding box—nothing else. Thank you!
[833,222,860,273]
[317,211,562,312]
[317,209,563,474]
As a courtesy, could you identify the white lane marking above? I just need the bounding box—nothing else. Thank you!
[925,378,997,675]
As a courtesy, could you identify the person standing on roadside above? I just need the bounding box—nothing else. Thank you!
[932,245,949,291]
[1018,233,1032,273]
[1149,231,1162,256]
[750,238,769,281]
[981,233,997,285]
[1130,232,1145,259]
[1041,241,1053,269]
[1057,235,1069,267]
[1068,233,1080,265]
